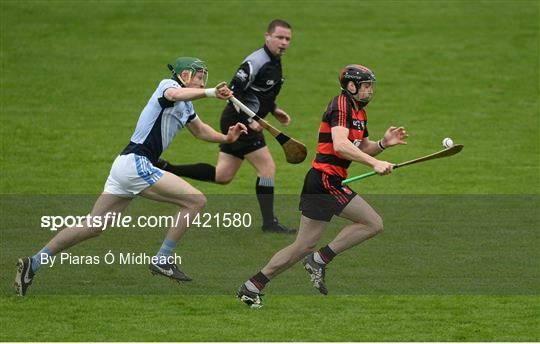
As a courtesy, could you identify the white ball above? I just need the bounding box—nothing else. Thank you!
[442,137,454,148]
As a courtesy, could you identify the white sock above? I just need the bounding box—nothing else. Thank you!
[313,252,326,265]
[244,280,260,293]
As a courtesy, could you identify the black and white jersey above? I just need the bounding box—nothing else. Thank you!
[229,45,283,118]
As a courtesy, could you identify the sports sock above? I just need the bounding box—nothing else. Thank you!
[256,177,275,225]
[155,239,177,263]
[247,271,270,292]
[31,246,52,272]
[314,245,337,264]
[162,163,216,182]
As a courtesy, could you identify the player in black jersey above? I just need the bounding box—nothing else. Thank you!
[157,20,295,234]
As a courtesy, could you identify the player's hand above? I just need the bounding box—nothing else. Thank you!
[215,84,233,100]
[225,123,248,143]
[272,107,291,126]
[382,126,408,147]
[249,120,263,132]
[373,160,394,176]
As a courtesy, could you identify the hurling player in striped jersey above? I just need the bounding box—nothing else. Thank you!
[237,65,407,307]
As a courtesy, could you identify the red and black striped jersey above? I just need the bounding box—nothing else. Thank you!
[312,92,369,178]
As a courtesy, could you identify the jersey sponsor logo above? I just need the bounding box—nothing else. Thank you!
[236,69,248,81]
[352,119,366,130]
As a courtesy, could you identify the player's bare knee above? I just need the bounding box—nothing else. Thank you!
[366,215,384,235]
[188,193,207,211]
[265,163,276,177]
[257,162,275,178]
[215,174,233,185]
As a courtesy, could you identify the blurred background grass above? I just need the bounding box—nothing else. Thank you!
[1,0,538,195]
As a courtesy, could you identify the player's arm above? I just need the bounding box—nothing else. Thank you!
[359,137,386,156]
[230,62,252,91]
[270,79,290,125]
[331,126,393,175]
[228,61,263,131]
[186,118,247,144]
[164,84,233,102]
[271,107,291,126]
[360,126,408,156]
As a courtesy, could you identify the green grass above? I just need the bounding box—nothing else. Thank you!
[1,296,538,341]
[1,0,539,341]
[1,0,538,194]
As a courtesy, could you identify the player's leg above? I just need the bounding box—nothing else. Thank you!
[214,152,243,184]
[237,215,328,307]
[302,195,383,295]
[155,159,216,182]
[155,151,243,184]
[140,171,206,281]
[295,170,365,295]
[245,146,295,233]
[45,193,133,253]
[262,215,327,277]
[237,168,332,307]
[15,193,132,296]
[327,195,383,253]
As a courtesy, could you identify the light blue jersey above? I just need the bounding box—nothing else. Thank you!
[121,78,198,163]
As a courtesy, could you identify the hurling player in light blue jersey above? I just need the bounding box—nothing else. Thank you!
[14,57,247,296]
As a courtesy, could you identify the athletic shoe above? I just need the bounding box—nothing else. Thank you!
[14,257,35,296]
[149,262,192,282]
[303,253,328,295]
[261,217,296,234]
[154,158,169,170]
[237,283,263,308]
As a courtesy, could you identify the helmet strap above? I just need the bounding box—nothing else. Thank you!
[177,70,192,86]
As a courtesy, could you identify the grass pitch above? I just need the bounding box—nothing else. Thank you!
[1,0,539,341]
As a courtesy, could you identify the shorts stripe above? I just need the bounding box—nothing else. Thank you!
[322,173,347,204]
[135,155,163,185]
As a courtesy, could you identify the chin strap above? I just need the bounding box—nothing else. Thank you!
[343,90,369,110]
[168,64,191,86]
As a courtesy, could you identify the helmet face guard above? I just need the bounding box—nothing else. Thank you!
[168,57,208,86]
[357,80,376,102]
[339,64,376,103]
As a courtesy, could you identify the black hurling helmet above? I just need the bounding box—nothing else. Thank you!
[339,64,376,105]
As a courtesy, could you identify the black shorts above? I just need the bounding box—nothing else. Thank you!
[219,104,267,159]
[299,168,357,222]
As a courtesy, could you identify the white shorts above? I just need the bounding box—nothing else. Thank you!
[104,154,164,198]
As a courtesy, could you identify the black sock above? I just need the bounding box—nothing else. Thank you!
[256,177,275,225]
[317,245,337,264]
[249,271,270,291]
[162,163,216,182]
